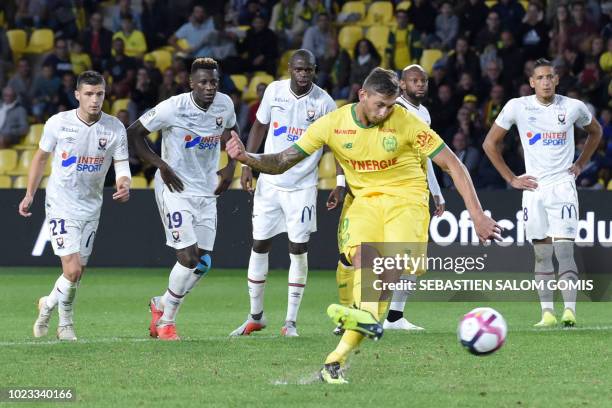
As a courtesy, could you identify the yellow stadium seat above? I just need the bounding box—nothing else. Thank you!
[519,0,528,11]
[366,26,389,56]
[24,124,44,146]
[13,176,28,188]
[0,175,10,188]
[335,99,348,107]
[25,29,54,54]
[244,74,274,101]
[277,49,297,77]
[44,157,51,176]
[176,38,190,51]
[233,163,242,178]
[40,176,48,188]
[230,74,248,92]
[396,1,411,11]
[7,150,35,176]
[340,1,366,23]
[318,152,336,179]
[338,25,363,57]
[420,49,443,74]
[148,49,172,72]
[485,0,497,8]
[130,176,149,189]
[6,29,27,59]
[0,149,18,174]
[362,1,394,26]
[218,151,228,169]
[230,178,242,190]
[318,177,336,190]
[112,99,130,115]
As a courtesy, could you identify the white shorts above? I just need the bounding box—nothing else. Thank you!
[154,182,217,250]
[521,180,579,241]
[252,178,317,243]
[46,216,99,265]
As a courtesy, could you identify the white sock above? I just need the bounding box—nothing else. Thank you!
[44,275,63,310]
[160,262,194,323]
[57,275,78,327]
[534,243,555,312]
[247,250,268,317]
[389,274,417,313]
[286,253,308,323]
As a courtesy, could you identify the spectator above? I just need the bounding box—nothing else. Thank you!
[434,1,460,50]
[57,72,78,111]
[239,0,265,26]
[113,13,148,58]
[519,1,549,61]
[455,72,477,102]
[553,57,577,95]
[518,82,533,96]
[567,1,598,53]
[294,0,327,42]
[498,31,524,90]
[46,0,78,39]
[170,4,215,58]
[347,39,381,102]
[428,60,450,101]
[157,68,178,103]
[459,0,489,43]
[482,84,505,128]
[408,0,437,36]
[14,0,46,29]
[175,70,190,94]
[477,58,505,101]
[208,15,241,71]
[141,0,172,50]
[443,131,481,187]
[589,36,605,60]
[238,14,279,75]
[446,37,481,82]
[601,38,612,73]
[0,28,12,88]
[444,103,484,146]
[475,11,501,52]
[229,89,250,137]
[142,54,163,87]
[269,0,304,48]
[386,9,412,72]
[331,41,351,99]
[247,82,267,130]
[43,38,73,79]
[129,68,157,123]
[7,58,32,110]
[0,86,29,148]
[492,0,525,30]
[302,12,335,87]
[103,38,139,99]
[81,12,113,71]
[111,0,142,32]
[106,109,144,185]
[70,41,93,75]
[549,4,570,56]
[31,64,61,121]
[430,84,458,135]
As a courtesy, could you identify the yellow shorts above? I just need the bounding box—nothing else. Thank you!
[338,194,430,260]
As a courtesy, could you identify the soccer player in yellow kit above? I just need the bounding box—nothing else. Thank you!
[226,68,501,384]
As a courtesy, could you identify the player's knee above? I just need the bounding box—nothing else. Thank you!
[339,253,352,267]
[63,265,82,281]
[288,241,307,254]
[252,239,271,254]
[553,240,577,274]
[176,248,200,269]
[533,243,554,272]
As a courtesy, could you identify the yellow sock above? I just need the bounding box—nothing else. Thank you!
[325,330,364,365]
[336,261,355,307]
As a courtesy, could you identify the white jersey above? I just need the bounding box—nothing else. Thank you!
[140,92,236,197]
[495,94,592,187]
[40,110,128,220]
[256,79,336,190]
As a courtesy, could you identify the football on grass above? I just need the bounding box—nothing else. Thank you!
[458,307,507,355]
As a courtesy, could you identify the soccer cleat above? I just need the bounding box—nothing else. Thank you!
[33,296,53,338]
[148,297,163,338]
[157,322,180,341]
[383,318,425,331]
[229,314,267,336]
[280,321,298,337]
[561,308,576,327]
[332,325,345,336]
[534,310,557,327]
[319,362,348,384]
[57,325,77,341]
[326,304,383,341]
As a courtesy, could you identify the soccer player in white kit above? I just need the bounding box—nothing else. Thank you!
[20,71,131,341]
[383,64,445,331]
[128,58,237,340]
[230,50,336,337]
[483,58,602,327]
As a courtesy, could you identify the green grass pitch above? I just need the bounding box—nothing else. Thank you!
[1,267,611,407]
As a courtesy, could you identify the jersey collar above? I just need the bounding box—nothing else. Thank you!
[289,82,314,99]
[75,110,101,127]
[400,95,420,110]
[190,92,214,112]
[351,104,376,129]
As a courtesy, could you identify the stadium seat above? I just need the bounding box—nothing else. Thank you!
[318,177,336,190]
[25,29,54,54]
[40,176,48,188]
[7,150,35,176]
[130,176,148,189]
[338,25,363,57]
[277,49,297,77]
[335,99,348,107]
[13,176,27,188]
[229,178,242,189]
[6,29,27,59]
[339,1,366,24]
[24,124,44,146]
[362,1,394,26]
[396,1,411,11]
[176,38,190,51]
[318,152,336,179]
[420,49,444,74]
[244,74,274,101]
[366,26,390,57]
[230,74,248,92]
[519,0,528,11]
[148,49,172,72]
[0,175,10,188]
[218,151,228,169]
[233,163,242,178]
[0,149,18,174]
[485,0,497,8]
[112,99,130,115]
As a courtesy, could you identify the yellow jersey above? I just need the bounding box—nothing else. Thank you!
[294,103,445,203]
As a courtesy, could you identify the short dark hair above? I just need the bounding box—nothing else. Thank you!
[191,57,218,74]
[77,70,105,89]
[362,68,400,96]
[533,58,553,74]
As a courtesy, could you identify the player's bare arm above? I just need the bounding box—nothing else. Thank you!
[483,123,538,191]
[127,119,184,192]
[113,159,131,203]
[240,119,269,192]
[18,148,50,217]
[570,118,603,178]
[326,157,346,210]
[216,124,240,195]
[432,146,502,242]
[226,130,306,175]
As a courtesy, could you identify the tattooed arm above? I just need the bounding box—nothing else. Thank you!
[226,131,306,174]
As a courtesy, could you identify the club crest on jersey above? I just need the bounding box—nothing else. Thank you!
[382,135,398,152]
[306,110,316,122]
[56,237,64,249]
[216,117,223,128]
[557,113,566,125]
[98,138,107,150]
[172,231,180,242]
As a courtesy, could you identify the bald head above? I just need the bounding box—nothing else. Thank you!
[402,64,427,78]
